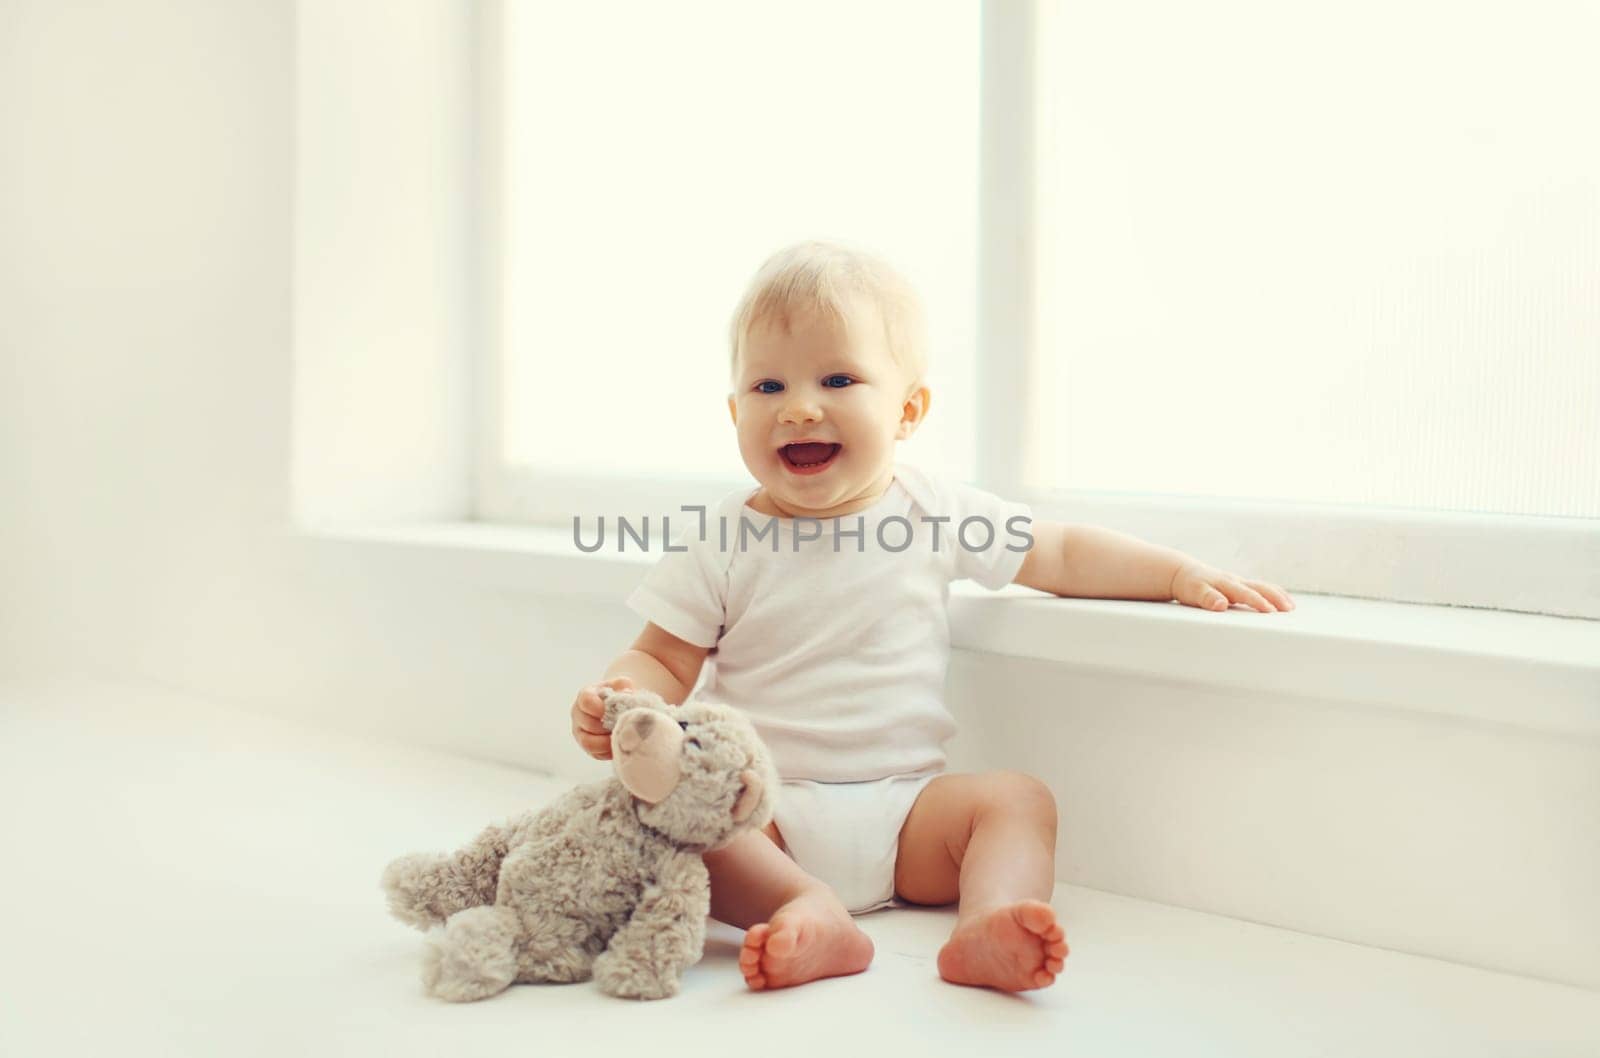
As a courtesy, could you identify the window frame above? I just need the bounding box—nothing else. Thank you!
[475,0,1599,620]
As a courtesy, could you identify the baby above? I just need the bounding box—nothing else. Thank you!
[570,241,1295,993]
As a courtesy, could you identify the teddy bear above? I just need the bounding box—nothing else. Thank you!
[380,687,777,1001]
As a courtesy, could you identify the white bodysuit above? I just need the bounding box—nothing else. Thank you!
[625,462,1033,912]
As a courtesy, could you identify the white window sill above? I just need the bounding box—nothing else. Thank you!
[297,523,1600,740]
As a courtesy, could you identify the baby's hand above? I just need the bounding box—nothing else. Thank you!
[1171,562,1296,613]
[570,676,634,760]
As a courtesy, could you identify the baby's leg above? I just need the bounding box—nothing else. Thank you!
[707,822,874,990]
[893,771,1067,991]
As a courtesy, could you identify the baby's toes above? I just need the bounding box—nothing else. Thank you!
[740,923,770,956]
[1015,900,1059,938]
[1018,902,1068,949]
[739,925,770,989]
[1015,901,1069,978]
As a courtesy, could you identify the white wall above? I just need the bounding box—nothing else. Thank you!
[944,651,1600,989]
[1,0,293,679]
[0,0,624,771]
[293,0,474,528]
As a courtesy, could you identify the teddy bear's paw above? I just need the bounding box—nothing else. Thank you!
[592,951,680,1001]
[420,907,518,1002]
[381,853,452,932]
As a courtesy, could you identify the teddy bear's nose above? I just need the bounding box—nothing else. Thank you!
[610,708,687,805]
[615,710,655,753]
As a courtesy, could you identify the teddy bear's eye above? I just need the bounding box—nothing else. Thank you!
[677,720,690,731]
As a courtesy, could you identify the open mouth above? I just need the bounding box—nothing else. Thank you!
[779,442,841,473]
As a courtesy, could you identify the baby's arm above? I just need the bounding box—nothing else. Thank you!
[1014,520,1295,613]
[570,623,711,760]
[606,622,710,704]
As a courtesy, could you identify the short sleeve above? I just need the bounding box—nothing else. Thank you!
[624,520,729,648]
[944,479,1035,590]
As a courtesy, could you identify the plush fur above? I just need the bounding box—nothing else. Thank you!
[381,689,777,1001]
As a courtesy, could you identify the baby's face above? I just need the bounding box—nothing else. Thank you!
[727,304,928,519]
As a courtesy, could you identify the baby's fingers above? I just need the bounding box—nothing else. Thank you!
[1220,579,1275,612]
[576,688,606,722]
[1176,574,1231,611]
[577,677,629,720]
[573,726,613,760]
[571,692,608,739]
[1248,580,1296,611]
[586,677,635,714]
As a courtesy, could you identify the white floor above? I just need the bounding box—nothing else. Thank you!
[1,677,1596,1058]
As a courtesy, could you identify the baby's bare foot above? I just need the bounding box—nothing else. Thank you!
[738,890,874,991]
[936,899,1068,992]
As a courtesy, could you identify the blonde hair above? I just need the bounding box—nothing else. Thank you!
[728,241,928,390]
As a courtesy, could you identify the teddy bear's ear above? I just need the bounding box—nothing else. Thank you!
[599,686,674,732]
[598,687,630,732]
[730,769,764,824]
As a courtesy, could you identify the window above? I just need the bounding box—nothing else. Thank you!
[480,0,1599,618]
[1034,0,1599,519]
[482,0,980,522]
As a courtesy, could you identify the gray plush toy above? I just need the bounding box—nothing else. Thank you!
[381,687,778,1001]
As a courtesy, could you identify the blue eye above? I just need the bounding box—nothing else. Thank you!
[823,375,854,388]
[755,380,784,394]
